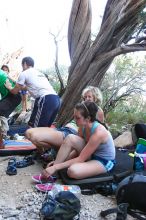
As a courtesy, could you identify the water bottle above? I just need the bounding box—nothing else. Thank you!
[50,183,81,198]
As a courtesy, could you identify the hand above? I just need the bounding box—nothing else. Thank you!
[42,165,56,178]
[4,79,13,90]
[47,161,54,168]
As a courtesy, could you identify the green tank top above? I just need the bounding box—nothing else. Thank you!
[0,70,15,99]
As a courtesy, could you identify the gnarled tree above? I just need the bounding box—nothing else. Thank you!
[56,0,146,126]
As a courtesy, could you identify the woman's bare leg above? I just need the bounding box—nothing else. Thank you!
[25,127,64,152]
[54,134,85,164]
[67,160,107,179]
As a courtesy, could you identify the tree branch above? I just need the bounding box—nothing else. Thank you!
[135,36,146,43]
[49,32,65,96]
[120,42,146,53]
[96,42,146,60]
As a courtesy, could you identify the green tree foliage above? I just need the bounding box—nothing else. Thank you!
[42,65,68,94]
[100,54,146,131]
[101,54,146,115]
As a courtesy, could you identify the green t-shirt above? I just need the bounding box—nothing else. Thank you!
[0,70,15,99]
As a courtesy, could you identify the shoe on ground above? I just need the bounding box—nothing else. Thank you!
[32,174,56,184]
[6,157,17,175]
[16,155,35,168]
[35,183,53,192]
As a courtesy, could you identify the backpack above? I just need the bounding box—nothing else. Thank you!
[100,173,146,220]
[40,191,81,220]
[131,123,146,145]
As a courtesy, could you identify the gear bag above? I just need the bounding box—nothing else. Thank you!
[131,123,146,145]
[40,191,81,220]
[100,173,146,220]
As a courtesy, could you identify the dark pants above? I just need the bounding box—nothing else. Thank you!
[0,93,22,118]
[28,94,60,127]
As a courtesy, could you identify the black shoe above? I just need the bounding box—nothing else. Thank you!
[16,155,35,168]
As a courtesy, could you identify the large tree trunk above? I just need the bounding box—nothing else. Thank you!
[56,0,146,126]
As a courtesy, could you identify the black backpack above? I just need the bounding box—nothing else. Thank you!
[131,123,146,145]
[100,173,146,220]
[40,191,81,220]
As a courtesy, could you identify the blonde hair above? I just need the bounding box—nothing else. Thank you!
[81,86,103,105]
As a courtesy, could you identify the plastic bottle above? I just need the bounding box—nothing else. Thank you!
[50,183,81,198]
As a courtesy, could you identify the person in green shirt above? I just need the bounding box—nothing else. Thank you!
[0,69,21,141]
[0,69,15,99]
[1,64,29,112]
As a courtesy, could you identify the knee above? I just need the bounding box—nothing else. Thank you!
[25,129,37,142]
[64,134,77,146]
[67,164,80,179]
[25,129,31,139]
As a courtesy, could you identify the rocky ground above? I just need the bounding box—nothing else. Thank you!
[0,156,135,220]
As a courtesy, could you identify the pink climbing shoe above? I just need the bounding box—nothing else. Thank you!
[32,174,56,184]
[35,183,53,192]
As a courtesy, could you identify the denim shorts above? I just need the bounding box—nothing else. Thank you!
[20,90,28,95]
[92,155,116,172]
[56,127,77,139]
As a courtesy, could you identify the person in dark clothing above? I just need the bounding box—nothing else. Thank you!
[0,69,21,145]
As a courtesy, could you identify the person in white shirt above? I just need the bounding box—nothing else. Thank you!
[5,57,60,127]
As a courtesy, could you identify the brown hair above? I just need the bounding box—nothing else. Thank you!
[75,101,98,122]
[1,65,10,73]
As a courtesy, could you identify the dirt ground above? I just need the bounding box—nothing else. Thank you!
[0,156,42,208]
[0,156,135,220]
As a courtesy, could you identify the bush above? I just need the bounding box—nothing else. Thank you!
[106,111,146,136]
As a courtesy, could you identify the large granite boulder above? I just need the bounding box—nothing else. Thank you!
[114,131,134,148]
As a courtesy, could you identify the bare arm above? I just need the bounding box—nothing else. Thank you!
[7,76,16,83]
[97,108,105,123]
[42,156,82,178]
[5,80,24,94]
[43,126,107,177]
[77,128,106,161]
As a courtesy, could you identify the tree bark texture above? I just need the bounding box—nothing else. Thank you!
[56,0,146,126]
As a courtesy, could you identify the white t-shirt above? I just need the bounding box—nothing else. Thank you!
[17,68,57,98]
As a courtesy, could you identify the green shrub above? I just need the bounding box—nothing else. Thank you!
[107,111,146,135]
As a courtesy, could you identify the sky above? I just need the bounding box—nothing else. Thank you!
[0,0,107,72]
